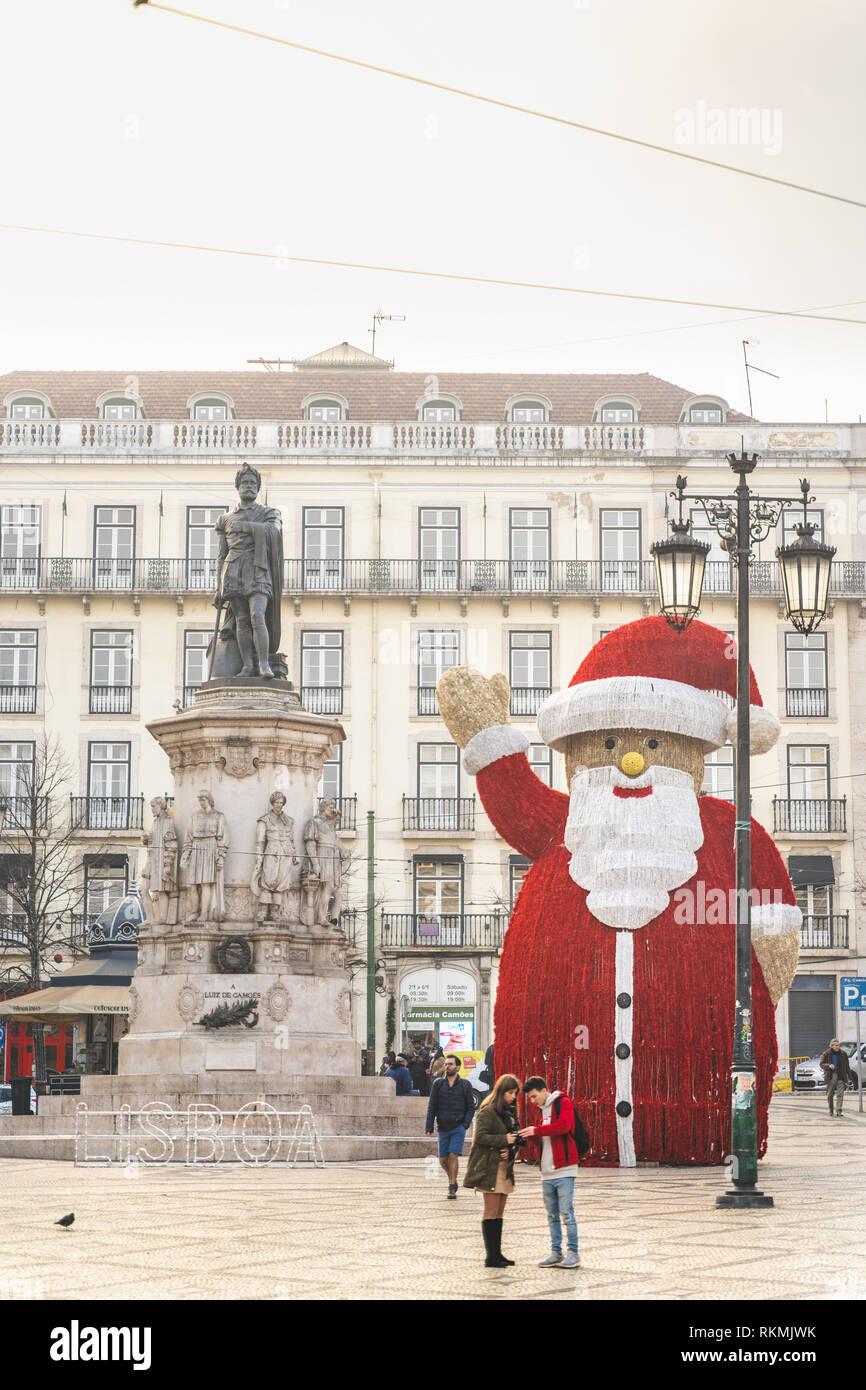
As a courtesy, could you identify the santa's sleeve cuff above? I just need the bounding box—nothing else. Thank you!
[751,902,802,937]
[463,725,530,775]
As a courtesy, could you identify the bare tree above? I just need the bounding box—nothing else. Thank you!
[0,733,118,1082]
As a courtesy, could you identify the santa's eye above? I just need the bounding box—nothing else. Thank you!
[647,738,658,750]
[604,738,616,750]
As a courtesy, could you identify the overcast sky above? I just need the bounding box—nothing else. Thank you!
[1,0,864,421]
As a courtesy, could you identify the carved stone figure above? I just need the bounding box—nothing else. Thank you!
[250,791,299,922]
[213,464,283,679]
[180,789,229,923]
[139,796,178,924]
[302,799,344,926]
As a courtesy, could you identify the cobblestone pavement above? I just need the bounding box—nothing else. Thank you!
[0,1094,862,1301]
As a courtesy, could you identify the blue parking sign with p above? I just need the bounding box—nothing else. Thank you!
[840,978,866,1011]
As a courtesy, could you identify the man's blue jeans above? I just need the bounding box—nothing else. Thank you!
[542,1176,578,1255]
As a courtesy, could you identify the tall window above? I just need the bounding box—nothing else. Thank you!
[782,508,824,547]
[417,744,460,801]
[789,855,836,946]
[509,633,551,716]
[89,631,133,714]
[0,741,35,800]
[414,857,463,918]
[703,746,734,801]
[87,743,131,826]
[301,632,344,714]
[600,402,635,423]
[0,631,37,713]
[509,856,530,908]
[688,402,723,424]
[417,631,460,714]
[186,506,226,589]
[419,509,459,589]
[786,746,830,832]
[84,858,129,919]
[93,507,135,589]
[528,744,553,786]
[509,508,550,590]
[510,400,547,423]
[305,400,344,422]
[101,398,138,421]
[1,505,41,585]
[317,744,343,802]
[786,633,828,717]
[184,631,210,704]
[303,507,344,589]
[192,399,229,421]
[9,397,45,420]
[600,508,641,590]
[421,402,456,422]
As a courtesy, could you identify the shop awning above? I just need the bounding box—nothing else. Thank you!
[0,984,129,1023]
[788,855,835,888]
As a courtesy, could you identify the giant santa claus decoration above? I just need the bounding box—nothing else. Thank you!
[437,617,801,1167]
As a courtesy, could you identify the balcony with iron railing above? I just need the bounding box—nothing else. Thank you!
[3,556,866,598]
[509,687,552,717]
[183,684,202,708]
[0,795,50,831]
[380,911,507,950]
[785,688,829,718]
[799,913,850,949]
[417,687,439,716]
[301,686,343,715]
[402,796,476,833]
[69,795,145,831]
[88,685,132,715]
[772,797,847,834]
[0,685,36,714]
[0,914,29,947]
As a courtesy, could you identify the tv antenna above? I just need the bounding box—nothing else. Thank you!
[369,309,405,357]
[742,339,779,415]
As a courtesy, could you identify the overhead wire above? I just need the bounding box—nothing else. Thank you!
[137,2,866,213]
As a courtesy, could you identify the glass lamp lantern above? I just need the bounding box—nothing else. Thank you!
[776,524,836,635]
[650,520,710,631]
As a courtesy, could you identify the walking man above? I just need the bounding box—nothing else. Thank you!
[820,1038,853,1118]
[519,1077,582,1268]
[426,1054,475,1199]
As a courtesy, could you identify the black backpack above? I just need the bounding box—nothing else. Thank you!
[553,1094,591,1158]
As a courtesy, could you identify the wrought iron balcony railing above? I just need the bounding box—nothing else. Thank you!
[0,685,36,714]
[183,684,202,708]
[2,556,866,598]
[417,687,439,715]
[785,688,828,718]
[88,685,132,715]
[509,686,552,717]
[772,797,847,833]
[0,914,29,947]
[69,795,145,831]
[380,911,507,949]
[800,913,849,949]
[316,795,357,832]
[301,686,343,715]
[0,795,50,830]
[402,796,475,832]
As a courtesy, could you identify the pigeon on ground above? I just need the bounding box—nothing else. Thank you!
[54,1213,74,1229]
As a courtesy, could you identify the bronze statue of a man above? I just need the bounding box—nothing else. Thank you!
[214,464,283,679]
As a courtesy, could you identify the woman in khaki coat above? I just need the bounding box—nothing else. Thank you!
[462,1073,521,1267]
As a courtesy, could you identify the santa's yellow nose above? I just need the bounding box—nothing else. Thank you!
[620,751,645,777]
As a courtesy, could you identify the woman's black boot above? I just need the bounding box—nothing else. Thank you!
[483,1218,510,1267]
[493,1217,515,1266]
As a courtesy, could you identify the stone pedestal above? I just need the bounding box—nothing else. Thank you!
[119,680,360,1079]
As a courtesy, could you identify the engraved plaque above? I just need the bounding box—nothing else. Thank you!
[205,1041,257,1070]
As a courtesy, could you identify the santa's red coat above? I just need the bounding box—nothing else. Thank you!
[479,752,794,1166]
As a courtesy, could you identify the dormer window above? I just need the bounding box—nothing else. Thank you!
[600,402,635,423]
[421,401,457,423]
[510,399,549,424]
[101,397,139,421]
[689,402,724,424]
[305,399,345,423]
[9,396,46,421]
[192,398,231,421]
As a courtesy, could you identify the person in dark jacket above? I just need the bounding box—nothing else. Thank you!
[385,1055,413,1096]
[463,1074,521,1267]
[425,1054,475,1198]
[407,1046,429,1096]
[820,1038,853,1117]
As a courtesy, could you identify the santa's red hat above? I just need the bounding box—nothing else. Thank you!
[537,616,779,755]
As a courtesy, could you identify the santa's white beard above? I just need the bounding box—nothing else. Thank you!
[563,762,705,930]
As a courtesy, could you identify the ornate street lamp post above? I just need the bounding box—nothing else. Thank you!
[651,457,835,1207]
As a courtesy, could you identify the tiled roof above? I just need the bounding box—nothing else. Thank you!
[0,369,749,422]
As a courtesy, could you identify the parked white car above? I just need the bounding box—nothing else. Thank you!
[793,1043,865,1091]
